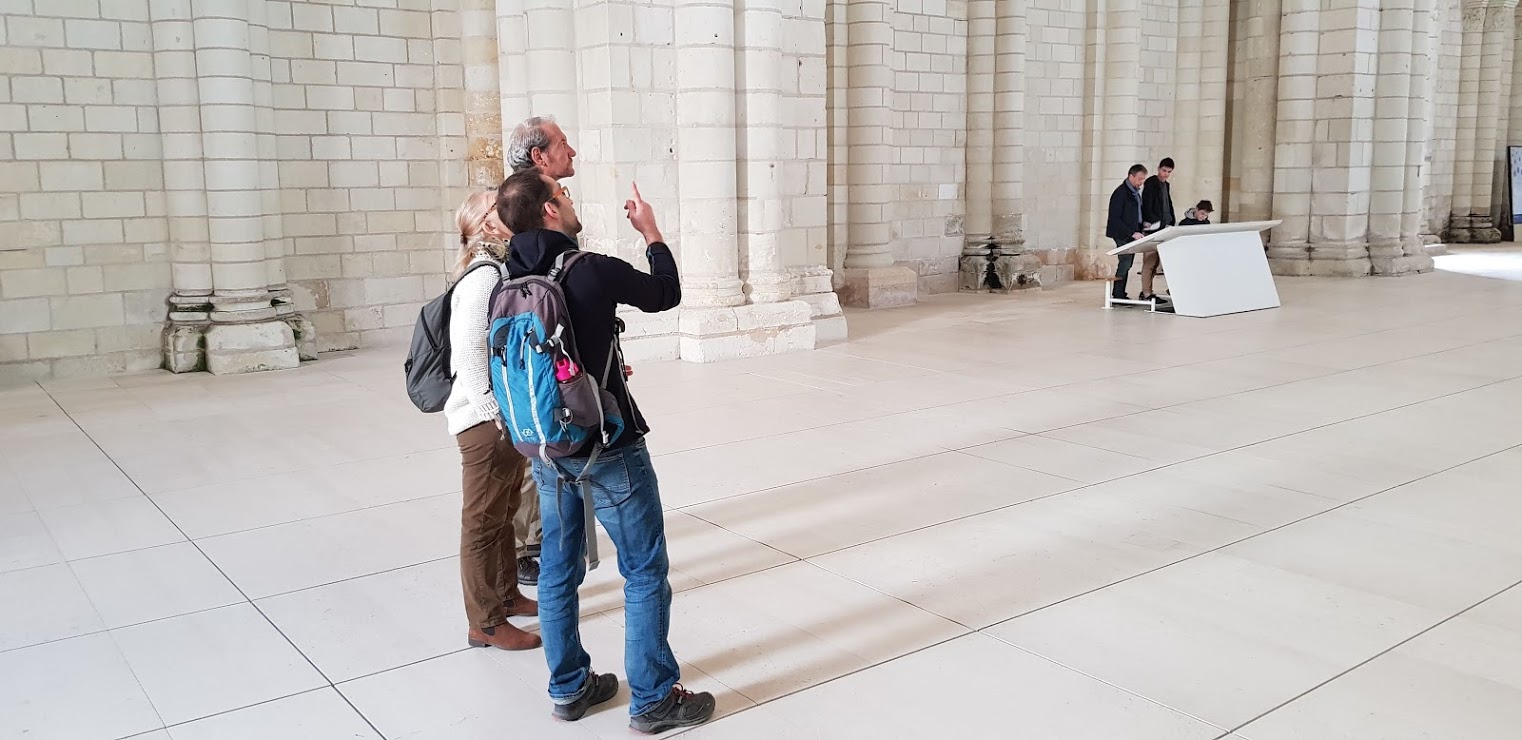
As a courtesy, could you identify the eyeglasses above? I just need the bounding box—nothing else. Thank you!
[559,185,571,201]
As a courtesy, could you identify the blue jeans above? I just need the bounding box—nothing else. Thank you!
[1112,242,1134,298]
[531,440,680,716]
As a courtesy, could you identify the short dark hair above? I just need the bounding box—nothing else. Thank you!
[1196,199,1213,212]
[496,168,554,234]
[1159,157,1175,170]
[1128,164,1147,177]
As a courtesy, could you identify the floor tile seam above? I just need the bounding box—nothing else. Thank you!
[37,385,348,720]
[0,595,248,657]
[166,489,462,542]
[327,652,605,740]
[966,439,1522,648]
[106,685,339,740]
[649,630,983,740]
[1221,575,1522,737]
[978,634,1234,735]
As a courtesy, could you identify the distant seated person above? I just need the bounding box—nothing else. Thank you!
[1180,200,1213,226]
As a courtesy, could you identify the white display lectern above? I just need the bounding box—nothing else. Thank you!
[1104,219,1283,317]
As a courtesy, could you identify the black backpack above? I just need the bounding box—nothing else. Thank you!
[404,262,501,413]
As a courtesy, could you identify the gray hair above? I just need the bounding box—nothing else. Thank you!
[506,115,556,173]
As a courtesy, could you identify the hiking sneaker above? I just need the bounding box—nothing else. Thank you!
[630,684,716,734]
[552,672,619,722]
[517,556,539,586]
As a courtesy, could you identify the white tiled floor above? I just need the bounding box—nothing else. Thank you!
[3,264,1522,739]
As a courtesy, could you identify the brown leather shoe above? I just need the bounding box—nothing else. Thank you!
[504,596,538,618]
[467,623,541,651]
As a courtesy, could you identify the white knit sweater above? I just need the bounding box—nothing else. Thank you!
[444,254,504,436]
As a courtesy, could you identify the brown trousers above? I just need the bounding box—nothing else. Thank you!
[1140,251,1162,295]
[456,421,532,629]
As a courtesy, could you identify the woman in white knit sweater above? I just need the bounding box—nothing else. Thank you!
[446,190,541,651]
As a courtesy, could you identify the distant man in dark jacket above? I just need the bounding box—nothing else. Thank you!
[1138,158,1176,301]
[496,169,717,735]
[1107,163,1148,300]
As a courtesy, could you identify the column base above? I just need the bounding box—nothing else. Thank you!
[838,266,917,309]
[205,320,300,375]
[790,265,848,344]
[163,322,208,374]
[677,301,817,362]
[1269,242,1372,277]
[958,252,1043,293]
[1370,253,1435,276]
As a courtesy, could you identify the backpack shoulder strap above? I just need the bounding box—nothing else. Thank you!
[548,250,590,282]
[450,260,502,292]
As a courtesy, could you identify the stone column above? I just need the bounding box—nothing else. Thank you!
[1510,8,1522,239]
[497,0,528,123]
[1400,0,1438,267]
[1266,0,1324,272]
[1306,0,1381,276]
[674,0,745,310]
[1470,0,1513,242]
[461,0,503,188]
[249,0,312,357]
[990,3,1036,287]
[1368,0,1416,271]
[1083,0,1142,251]
[838,0,916,308]
[737,0,792,304]
[1231,0,1282,221]
[1197,0,1231,211]
[195,0,299,373]
[1175,0,1205,201]
[959,0,996,291]
[152,0,215,372]
[1449,2,1486,240]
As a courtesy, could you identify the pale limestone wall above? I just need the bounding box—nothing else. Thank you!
[0,0,460,382]
[888,0,969,295]
[265,0,462,352]
[0,0,1513,380]
[0,0,171,380]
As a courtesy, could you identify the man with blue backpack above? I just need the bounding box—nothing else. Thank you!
[492,168,716,734]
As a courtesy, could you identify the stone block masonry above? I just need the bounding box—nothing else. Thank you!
[0,0,1512,380]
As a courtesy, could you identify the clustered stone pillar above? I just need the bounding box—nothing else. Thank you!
[990,4,1036,286]
[959,0,1034,293]
[1398,0,1438,269]
[154,0,308,374]
[674,0,746,311]
[462,0,504,189]
[1084,0,1143,255]
[838,0,916,308]
[1369,0,1417,270]
[1231,0,1282,222]
[154,0,215,372]
[737,0,793,304]
[1449,0,1513,242]
[961,0,995,286]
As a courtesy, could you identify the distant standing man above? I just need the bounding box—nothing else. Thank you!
[1138,157,1177,302]
[1107,164,1148,301]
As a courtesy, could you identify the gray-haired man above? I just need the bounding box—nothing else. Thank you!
[498,115,580,587]
[507,115,577,179]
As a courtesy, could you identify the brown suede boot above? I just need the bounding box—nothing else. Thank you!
[467,623,541,651]
[504,596,538,617]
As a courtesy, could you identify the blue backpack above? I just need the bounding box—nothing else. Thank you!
[486,250,624,569]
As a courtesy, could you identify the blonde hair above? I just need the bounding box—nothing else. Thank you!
[453,189,507,278]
